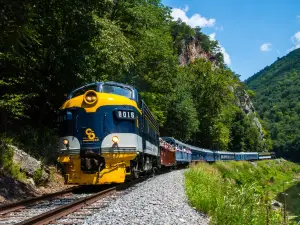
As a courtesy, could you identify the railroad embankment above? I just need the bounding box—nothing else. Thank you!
[0,142,70,204]
[185,159,300,225]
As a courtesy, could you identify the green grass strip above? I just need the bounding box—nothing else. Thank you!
[185,159,300,225]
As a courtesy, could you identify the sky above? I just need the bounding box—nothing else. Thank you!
[162,0,300,81]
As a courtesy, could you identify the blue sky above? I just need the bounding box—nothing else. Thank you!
[162,0,300,81]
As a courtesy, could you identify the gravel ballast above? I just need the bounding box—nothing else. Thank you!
[83,169,209,225]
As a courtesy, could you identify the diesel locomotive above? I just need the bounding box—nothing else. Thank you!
[57,81,159,185]
[57,81,275,185]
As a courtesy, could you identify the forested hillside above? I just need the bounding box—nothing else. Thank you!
[246,48,300,160]
[1,0,266,164]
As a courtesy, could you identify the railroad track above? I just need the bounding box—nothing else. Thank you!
[0,174,151,225]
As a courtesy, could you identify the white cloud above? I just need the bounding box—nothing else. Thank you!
[209,32,216,40]
[292,31,300,44]
[288,31,300,52]
[171,6,216,28]
[220,46,231,65]
[260,43,272,52]
[208,33,231,65]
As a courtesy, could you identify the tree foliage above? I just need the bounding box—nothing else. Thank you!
[1,0,266,159]
[246,48,300,160]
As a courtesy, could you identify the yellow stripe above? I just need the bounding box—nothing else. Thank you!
[61,93,142,114]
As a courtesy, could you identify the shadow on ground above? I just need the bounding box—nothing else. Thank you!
[0,175,38,204]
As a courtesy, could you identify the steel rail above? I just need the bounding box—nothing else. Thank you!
[15,187,116,225]
[0,186,78,215]
[3,172,157,225]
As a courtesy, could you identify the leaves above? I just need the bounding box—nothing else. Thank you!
[246,48,300,159]
[1,0,264,155]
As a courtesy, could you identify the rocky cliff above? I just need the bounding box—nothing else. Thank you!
[179,38,265,143]
[234,89,264,139]
[179,38,214,66]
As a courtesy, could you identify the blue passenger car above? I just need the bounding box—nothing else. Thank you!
[235,152,259,161]
[243,152,259,161]
[214,151,235,161]
[190,146,214,162]
[234,152,245,161]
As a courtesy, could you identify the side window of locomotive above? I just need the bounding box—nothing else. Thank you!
[71,85,97,99]
[102,85,133,99]
[137,94,142,109]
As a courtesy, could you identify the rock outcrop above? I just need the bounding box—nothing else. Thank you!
[234,89,264,139]
[178,38,217,66]
[8,144,49,185]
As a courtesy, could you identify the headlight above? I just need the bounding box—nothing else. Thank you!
[84,90,98,104]
[63,139,69,145]
[112,136,119,143]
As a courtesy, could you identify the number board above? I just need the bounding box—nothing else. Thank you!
[115,110,135,120]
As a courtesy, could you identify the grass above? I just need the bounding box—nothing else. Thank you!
[0,143,26,181]
[185,159,300,225]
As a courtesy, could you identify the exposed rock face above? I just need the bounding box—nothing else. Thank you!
[179,38,212,66]
[234,89,264,139]
[179,38,265,143]
[8,145,49,184]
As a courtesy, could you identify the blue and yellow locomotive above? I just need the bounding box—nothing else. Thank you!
[57,82,160,185]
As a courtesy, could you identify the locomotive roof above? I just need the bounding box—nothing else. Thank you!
[72,81,136,93]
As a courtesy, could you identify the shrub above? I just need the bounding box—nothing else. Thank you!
[0,142,26,181]
[33,167,44,186]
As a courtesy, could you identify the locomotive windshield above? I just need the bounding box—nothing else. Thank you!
[102,84,133,99]
[69,84,98,99]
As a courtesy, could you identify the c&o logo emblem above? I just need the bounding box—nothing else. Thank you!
[85,128,96,140]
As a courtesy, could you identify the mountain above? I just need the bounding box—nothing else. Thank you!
[246,48,300,160]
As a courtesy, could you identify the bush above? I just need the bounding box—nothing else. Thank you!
[0,142,26,181]
[33,167,44,186]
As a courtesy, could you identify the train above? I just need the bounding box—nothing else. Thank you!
[57,81,276,185]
